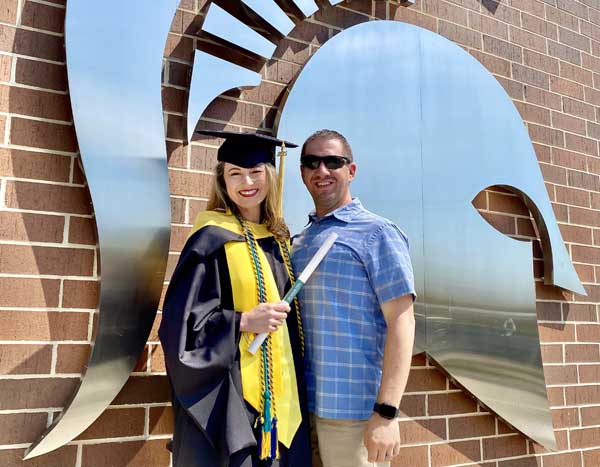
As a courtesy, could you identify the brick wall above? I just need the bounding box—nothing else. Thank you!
[1,0,600,466]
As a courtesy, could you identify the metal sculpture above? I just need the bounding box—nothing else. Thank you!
[276,20,585,450]
[25,0,176,459]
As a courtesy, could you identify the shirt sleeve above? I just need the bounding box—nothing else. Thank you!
[363,222,416,304]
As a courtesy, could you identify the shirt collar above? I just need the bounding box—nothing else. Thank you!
[307,198,363,224]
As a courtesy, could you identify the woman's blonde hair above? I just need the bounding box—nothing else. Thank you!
[207,162,290,241]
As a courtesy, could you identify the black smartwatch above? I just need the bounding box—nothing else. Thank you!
[373,402,399,420]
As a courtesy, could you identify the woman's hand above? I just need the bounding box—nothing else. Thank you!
[239,301,290,334]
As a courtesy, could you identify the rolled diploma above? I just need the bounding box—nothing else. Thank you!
[247,232,338,355]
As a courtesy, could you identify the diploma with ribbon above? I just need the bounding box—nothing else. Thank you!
[248,232,338,355]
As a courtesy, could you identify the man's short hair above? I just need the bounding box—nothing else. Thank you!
[301,129,354,161]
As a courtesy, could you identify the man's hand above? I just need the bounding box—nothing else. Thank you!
[364,413,401,463]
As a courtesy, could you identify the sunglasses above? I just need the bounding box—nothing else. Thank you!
[301,155,351,170]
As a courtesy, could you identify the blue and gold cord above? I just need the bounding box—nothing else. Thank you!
[238,217,278,460]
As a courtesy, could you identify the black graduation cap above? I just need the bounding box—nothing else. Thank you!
[196,130,298,168]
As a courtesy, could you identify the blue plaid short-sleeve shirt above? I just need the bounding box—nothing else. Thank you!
[291,198,415,420]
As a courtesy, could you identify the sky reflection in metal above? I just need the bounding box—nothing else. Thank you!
[277,20,584,449]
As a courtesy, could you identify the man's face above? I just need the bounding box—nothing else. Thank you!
[301,137,356,216]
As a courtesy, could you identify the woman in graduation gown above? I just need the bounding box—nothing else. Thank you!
[159,131,311,467]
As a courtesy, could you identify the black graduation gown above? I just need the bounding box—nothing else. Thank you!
[159,224,311,467]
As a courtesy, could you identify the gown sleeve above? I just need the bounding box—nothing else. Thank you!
[159,238,256,455]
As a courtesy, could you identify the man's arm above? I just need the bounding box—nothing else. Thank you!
[364,294,415,463]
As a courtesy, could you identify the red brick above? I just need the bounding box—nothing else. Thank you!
[0,446,77,467]
[189,144,218,172]
[149,406,173,435]
[523,49,559,75]
[0,0,18,24]
[553,112,587,135]
[0,211,64,243]
[566,343,600,362]
[0,55,10,85]
[0,26,64,62]
[448,414,495,440]
[399,418,446,444]
[560,224,594,244]
[548,386,566,406]
[0,148,71,182]
[522,12,558,40]
[496,76,524,99]
[560,26,591,52]
[471,50,511,76]
[564,97,596,120]
[571,427,600,449]
[580,364,600,383]
[20,1,64,34]
[10,118,76,152]
[428,392,478,416]
[552,407,581,429]
[537,301,562,321]
[578,324,600,342]
[113,375,171,404]
[431,440,481,467]
[56,343,90,373]
[15,58,67,91]
[0,412,48,444]
[68,216,97,245]
[0,377,78,409]
[0,343,52,374]
[482,434,527,460]
[539,323,575,342]
[556,186,590,208]
[392,445,428,467]
[510,26,547,53]
[3,85,72,121]
[0,310,89,341]
[548,40,582,65]
[541,343,563,363]
[565,303,597,322]
[169,169,212,197]
[584,449,600,467]
[400,394,426,418]
[81,439,170,467]
[529,124,564,147]
[77,408,145,440]
[0,277,59,307]
[405,368,446,392]
[571,206,600,228]
[5,180,91,214]
[170,197,186,224]
[566,133,599,157]
[551,76,585,99]
[0,244,94,276]
[515,101,551,125]
[543,451,582,467]
[483,35,523,62]
[566,385,600,405]
[498,457,540,467]
[469,11,508,39]
[544,364,578,384]
[62,279,98,308]
[390,6,437,32]
[524,86,561,110]
[150,343,165,372]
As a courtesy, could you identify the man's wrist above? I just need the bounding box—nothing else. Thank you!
[373,402,399,420]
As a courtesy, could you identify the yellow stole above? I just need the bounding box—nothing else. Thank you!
[190,211,301,449]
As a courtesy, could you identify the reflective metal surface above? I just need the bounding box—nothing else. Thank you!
[277,20,585,449]
[25,0,175,459]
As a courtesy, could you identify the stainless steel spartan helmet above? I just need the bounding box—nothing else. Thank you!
[25,0,583,460]
[277,20,585,450]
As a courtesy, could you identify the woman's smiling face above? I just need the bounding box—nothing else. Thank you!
[223,162,268,222]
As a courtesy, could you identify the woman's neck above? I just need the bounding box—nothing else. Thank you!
[238,206,261,224]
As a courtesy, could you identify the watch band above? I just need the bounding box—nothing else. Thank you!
[373,402,399,420]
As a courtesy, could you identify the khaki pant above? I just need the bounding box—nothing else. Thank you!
[311,416,391,467]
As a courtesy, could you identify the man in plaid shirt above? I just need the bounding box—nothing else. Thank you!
[292,130,416,467]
